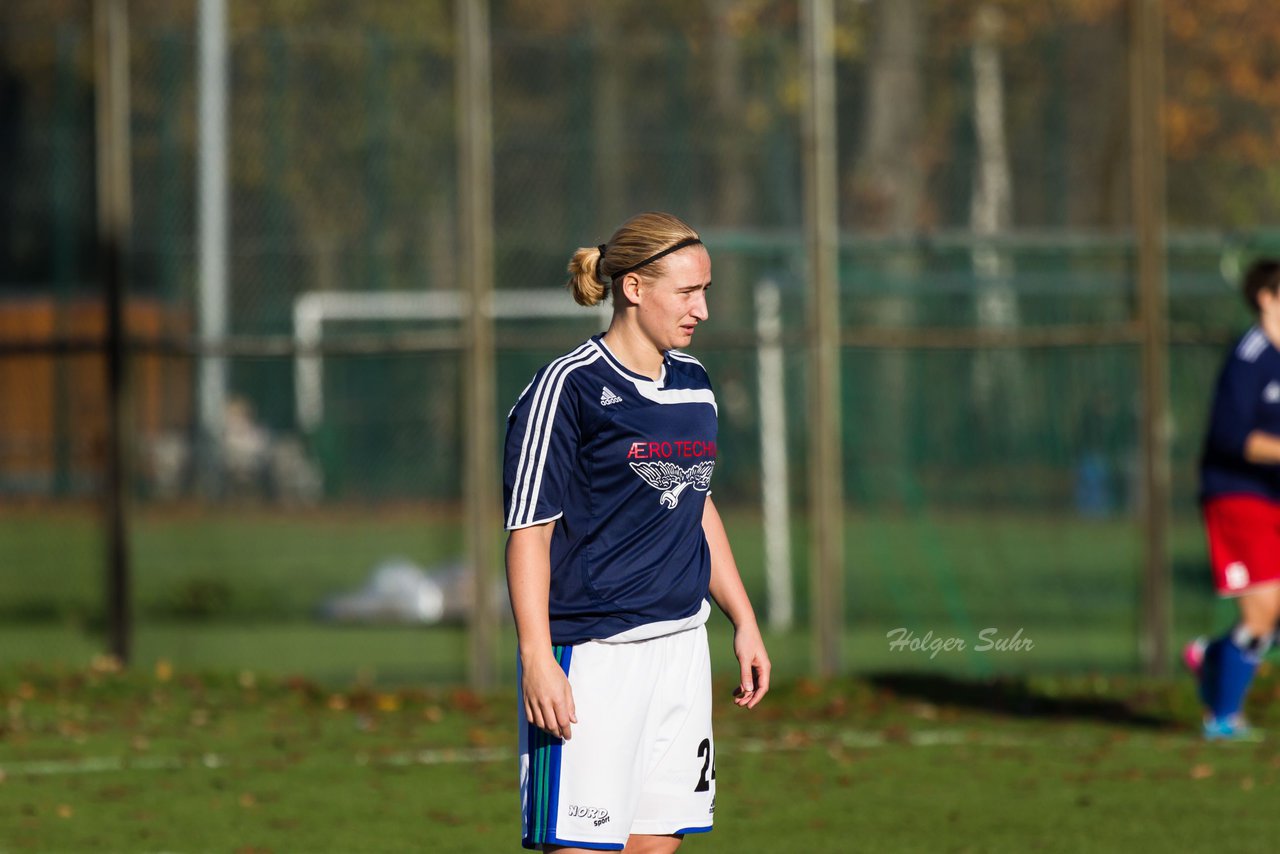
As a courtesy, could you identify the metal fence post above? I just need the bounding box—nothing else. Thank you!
[197,0,229,493]
[95,0,133,665]
[1130,0,1171,676]
[458,0,498,691]
[801,0,844,678]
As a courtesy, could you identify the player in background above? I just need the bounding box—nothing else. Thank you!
[504,212,770,851]
[1185,258,1280,740]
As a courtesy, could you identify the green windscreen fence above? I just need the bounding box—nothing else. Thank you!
[4,1,1280,682]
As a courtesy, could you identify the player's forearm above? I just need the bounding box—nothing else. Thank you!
[710,568,759,634]
[505,524,558,666]
[703,498,761,631]
[1244,430,1280,465]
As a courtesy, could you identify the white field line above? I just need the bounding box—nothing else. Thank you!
[733,728,1032,751]
[0,729,1072,779]
[0,748,507,778]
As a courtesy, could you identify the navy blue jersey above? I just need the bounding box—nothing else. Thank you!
[503,336,718,645]
[1200,326,1280,503]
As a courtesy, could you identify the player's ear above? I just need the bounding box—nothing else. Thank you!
[620,273,643,306]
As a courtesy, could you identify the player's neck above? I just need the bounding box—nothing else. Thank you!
[1257,290,1280,348]
[1261,311,1280,350]
[601,324,664,380]
[1259,303,1280,350]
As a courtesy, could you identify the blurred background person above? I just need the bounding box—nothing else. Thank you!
[1186,259,1280,740]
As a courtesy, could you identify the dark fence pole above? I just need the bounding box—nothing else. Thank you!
[1130,0,1171,676]
[801,0,844,678]
[458,0,498,692]
[94,0,133,665]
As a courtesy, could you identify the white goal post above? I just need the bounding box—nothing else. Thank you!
[292,289,609,431]
[755,280,793,632]
[291,284,792,630]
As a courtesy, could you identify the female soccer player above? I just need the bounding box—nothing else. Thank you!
[1186,258,1280,740]
[503,212,770,851]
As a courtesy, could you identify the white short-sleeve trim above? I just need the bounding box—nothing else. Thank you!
[504,511,563,532]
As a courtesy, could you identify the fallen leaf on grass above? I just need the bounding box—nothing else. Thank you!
[90,655,122,675]
[98,785,131,801]
[448,688,484,714]
[1190,764,1213,779]
[795,678,820,698]
[426,809,464,826]
[910,702,938,721]
[780,729,812,748]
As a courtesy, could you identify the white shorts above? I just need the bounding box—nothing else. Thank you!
[518,624,715,850]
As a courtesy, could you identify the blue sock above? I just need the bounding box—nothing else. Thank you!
[1200,627,1263,720]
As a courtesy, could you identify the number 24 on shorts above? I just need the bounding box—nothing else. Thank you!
[695,737,716,792]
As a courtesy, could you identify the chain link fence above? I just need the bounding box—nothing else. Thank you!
[3,0,1280,682]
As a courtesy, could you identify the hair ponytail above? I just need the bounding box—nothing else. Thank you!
[567,246,609,306]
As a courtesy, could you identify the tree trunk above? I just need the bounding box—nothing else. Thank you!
[592,4,625,229]
[855,0,924,507]
[711,0,750,324]
[969,4,1025,428]
[857,0,924,232]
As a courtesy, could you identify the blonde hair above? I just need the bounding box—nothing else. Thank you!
[566,212,701,307]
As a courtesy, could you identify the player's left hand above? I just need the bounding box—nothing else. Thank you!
[730,622,770,709]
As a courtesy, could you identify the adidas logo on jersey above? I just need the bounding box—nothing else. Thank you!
[1266,381,1280,403]
[600,386,623,406]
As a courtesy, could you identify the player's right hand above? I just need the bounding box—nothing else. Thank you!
[522,656,577,741]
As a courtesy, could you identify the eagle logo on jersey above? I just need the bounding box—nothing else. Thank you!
[629,460,715,508]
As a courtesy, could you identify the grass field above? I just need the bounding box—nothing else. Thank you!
[0,503,1268,851]
[1,661,1279,852]
[0,503,1235,682]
